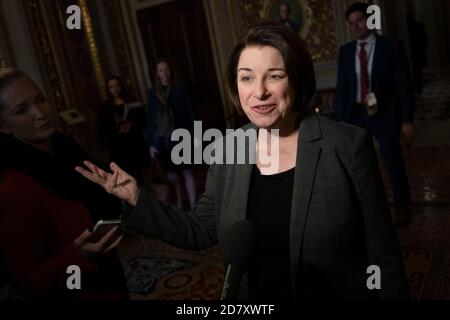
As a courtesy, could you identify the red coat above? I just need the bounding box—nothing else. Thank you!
[0,170,127,299]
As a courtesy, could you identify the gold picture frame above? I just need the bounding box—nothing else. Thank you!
[59,109,87,126]
[261,0,313,39]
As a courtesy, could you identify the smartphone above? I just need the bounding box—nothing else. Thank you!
[88,220,121,243]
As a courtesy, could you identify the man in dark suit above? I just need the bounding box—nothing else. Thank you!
[335,2,415,227]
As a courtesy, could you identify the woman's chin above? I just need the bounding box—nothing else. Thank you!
[38,126,56,140]
[249,116,278,129]
[255,120,283,131]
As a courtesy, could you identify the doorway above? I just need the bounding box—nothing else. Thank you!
[137,0,225,131]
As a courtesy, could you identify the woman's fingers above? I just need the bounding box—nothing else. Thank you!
[76,161,119,188]
[106,169,120,193]
[110,162,127,177]
[84,161,112,180]
[83,161,103,178]
[74,228,93,247]
[103,234,124,253]
[74,226,123,257]
[75,166,105,186]
[95,226,120,250]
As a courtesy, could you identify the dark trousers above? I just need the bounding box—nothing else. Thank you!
[350,106,411,208]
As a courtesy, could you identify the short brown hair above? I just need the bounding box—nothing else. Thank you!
[345,2,370,20]
[226,21,316,115]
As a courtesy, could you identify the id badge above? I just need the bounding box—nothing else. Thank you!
[366,92,379,117]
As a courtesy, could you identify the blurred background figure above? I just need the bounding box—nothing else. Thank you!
[407,11,429,95]
[335,2,415,227]
[278,2,300,33]
[148,59,197,210]
[98,76,149,184]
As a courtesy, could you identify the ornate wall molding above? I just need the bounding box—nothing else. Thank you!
[240,0,263,31]
[80,0,106,100]
[118,0,152,103]
[24,0,109,151]
[0,3,14,68]
[27,0,70,130]
[261,0,314,40]
[303,0,338,62]
[0,13,6,68]
[104,0,141,101]
[0,43,6,68]
[240,0,337,63]
[239,0,339,89]
[0,54,5,69]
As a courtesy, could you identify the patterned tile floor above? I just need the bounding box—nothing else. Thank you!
[390,74,450,299]
[412,75,450,146]
[117,238,224,300]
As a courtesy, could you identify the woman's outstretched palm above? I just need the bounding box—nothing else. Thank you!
[75,161,140,206]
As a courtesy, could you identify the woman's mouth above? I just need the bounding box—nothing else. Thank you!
[37,121,52,130]
[252,104,276,114]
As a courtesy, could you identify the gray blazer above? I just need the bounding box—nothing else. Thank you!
[122,114,409,300]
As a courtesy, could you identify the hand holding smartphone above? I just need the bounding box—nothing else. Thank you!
[74,220,123,257]
[88,220,122,243]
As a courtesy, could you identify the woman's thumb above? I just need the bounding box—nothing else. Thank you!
[110,162,123,174]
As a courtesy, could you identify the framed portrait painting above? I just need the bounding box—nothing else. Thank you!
[261,0,313,39]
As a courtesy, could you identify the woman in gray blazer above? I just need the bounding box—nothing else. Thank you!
[76,22,409,300]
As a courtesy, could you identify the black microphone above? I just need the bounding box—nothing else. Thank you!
[220,220,256,300]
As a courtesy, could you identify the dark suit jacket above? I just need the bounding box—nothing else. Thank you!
[122,115,409,299]
[335,34,414,135]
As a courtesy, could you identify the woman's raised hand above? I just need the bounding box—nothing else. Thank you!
[75,161,140,206]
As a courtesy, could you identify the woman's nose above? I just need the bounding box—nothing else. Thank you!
[254,80,269,99]
[34,104,48,119]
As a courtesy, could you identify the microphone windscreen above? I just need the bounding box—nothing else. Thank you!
[222,220,256,272]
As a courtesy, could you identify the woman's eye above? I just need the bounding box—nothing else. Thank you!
[240,76,252,82]
[15,108,26,115]
[268,74,284,80]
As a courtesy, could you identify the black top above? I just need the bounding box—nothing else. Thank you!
[247,165,295,300]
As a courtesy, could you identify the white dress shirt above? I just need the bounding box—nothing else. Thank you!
[355,32,376,103]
